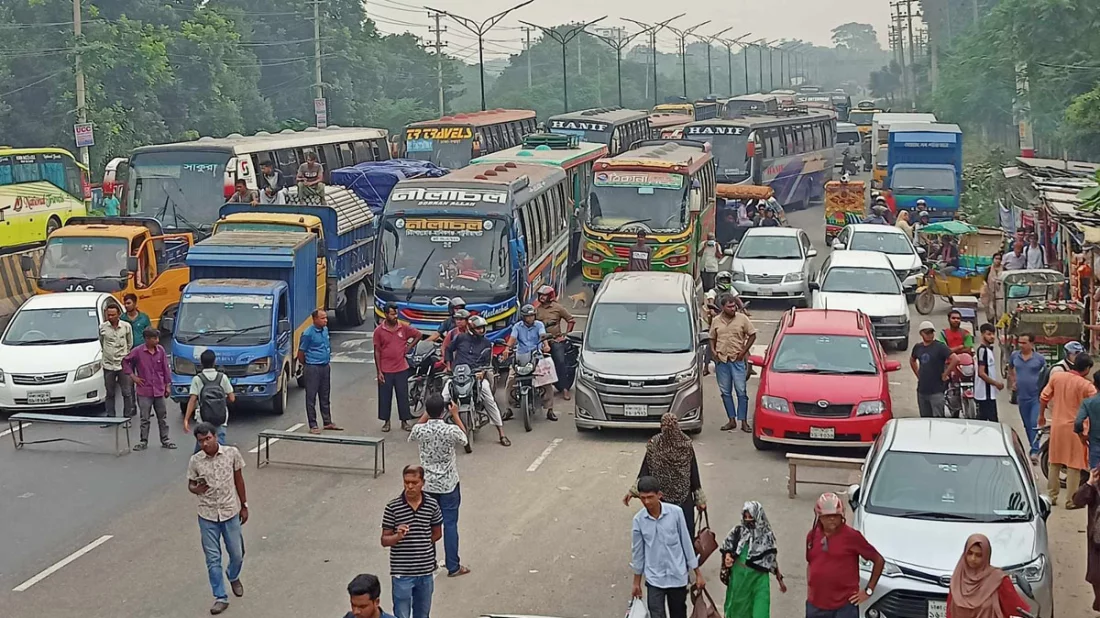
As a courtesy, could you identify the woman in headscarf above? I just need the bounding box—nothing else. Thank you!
[1072,466,1100,611]
[946,534,1027,618]
[895,209,913,239]
[623,413,706,535]
[980,251,1004,324]
[720,501,786,618]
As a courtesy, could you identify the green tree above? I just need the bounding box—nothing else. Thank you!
[831,23,881,55]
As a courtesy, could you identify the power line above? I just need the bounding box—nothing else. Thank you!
[0,69,68,98]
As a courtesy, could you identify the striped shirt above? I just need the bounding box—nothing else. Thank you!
[382,493,443,576]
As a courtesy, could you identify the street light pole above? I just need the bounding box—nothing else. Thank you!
[665,20,710,98]
[521,17,607,113]
[624,14,684,108]
[428,1,534,111]
[693,26,732,96]
[591,26,651,107]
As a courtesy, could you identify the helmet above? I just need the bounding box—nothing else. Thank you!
[916,198,927,207]
[452,308,471,320]
[715,271,733,290]
[469,315,488,329]
[449,296,467,309]
[1065,341,1085,355]
[872,204,888,214]
[814,492,844,517]
[520,304,536,317]
[874,195,887,205]
[536,285,556,299]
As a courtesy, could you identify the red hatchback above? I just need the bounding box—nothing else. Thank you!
[748,308,901,450]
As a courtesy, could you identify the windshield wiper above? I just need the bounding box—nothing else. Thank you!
[742,255,798,260]
[611,218,652,232]
[405,248,436,303]
[989,513,1032,522]
[9,337,98,346]
[888,510,979,521]
[591,347,677,354]
[212,325,272,344]
[776,367,876,375]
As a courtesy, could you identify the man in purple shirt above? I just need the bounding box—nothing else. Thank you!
[123,327,177,450]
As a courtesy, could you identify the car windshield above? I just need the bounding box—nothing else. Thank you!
[849,110,875,126]
[821,267,901,294]
[866,451,1032,522]
[837,131,860,146]
[3,307,100,345]
[588,178,689,232]
[892,167,956,196]
[376,215,512,294]
[127,149,231,229]
[175,294,274,345]
[772,334,878,374]
[39,236,129,281]
[586,302,693,353]
[850,231,913,255]
[736,235,802,259]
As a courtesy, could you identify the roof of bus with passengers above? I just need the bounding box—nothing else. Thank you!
[470,141,608,168]
[50,222,150,240]
[684,108,836,131]
[548,107,649,125]
[599,140,711,170]
[405,109,536,128]
[393,162,566,192]
[129,126,390,155]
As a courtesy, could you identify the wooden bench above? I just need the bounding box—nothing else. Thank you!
[787,453,863,498]
[7,413,131,456]
[256,429,385,477]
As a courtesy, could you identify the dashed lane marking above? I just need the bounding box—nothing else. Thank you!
[0,422,31,438]
[526,438,564,472]
[248,423,305,453]
[13,535,113,592]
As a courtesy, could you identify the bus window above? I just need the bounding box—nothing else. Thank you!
[321,144,340,169]
[274,148,300,180]
[339,143,354,166]
[371,139,385,161]
[352,141,371,162]
[0,155,11,185]
[13,154,39,183]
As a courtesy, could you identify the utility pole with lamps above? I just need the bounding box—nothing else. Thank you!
[693,26,733,96]
[519,17,607,113]
[665,20,710,98]
[591,26,651,106]
[73,0,90,167]
[717,33,751,96]
[623,14,684,108]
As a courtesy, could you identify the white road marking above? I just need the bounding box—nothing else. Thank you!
[330,330,370,336]
[330,356,373,364]
[0,422,31,438]
[13,535,113,592]
[248,423,305,453]
[526,438,564,472]
[889,382,903,386]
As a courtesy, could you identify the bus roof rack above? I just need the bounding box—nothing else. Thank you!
[523,133,580,149]
[579,107,624,116]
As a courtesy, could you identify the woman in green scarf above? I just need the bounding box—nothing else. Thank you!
[720,501,786,618]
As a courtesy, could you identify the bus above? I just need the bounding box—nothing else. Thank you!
[849,100,881,169]
[682,107,836,210]
[648,113,692,140]
[830,90,852,122]
[121,127,390,233]
[373,162,570,339]
[546,108,648,156]
[471,133,608,269]
[402,109,537,170]
[0,147,89,251]
[723,94,780,118]
[581,140,716,286]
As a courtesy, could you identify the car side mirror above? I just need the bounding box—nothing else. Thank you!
[1012,572,1035,601]
[884,360,901,372]
[848,483,861,509]
[808,281,820,291]
[278,318,292,335]
[20,254,35,275]
[806,248,818,258]
[697,331,710,345]
[160,317,175,334]
[916,246,926,255]
[126,256,140,272]
[566,330,584,345]
[689,189,702,213]
[1038,494,1051,521]
[723,247,736,257]
[747,354,765,365]
[832,241,846,250]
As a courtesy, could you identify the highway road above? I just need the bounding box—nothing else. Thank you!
[0,176,1093,618]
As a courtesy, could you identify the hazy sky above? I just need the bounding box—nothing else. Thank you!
[367,0,893,60]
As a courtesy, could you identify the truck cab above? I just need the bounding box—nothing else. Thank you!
[887,122,964,220]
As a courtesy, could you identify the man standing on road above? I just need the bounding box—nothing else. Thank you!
[374,305,421,433]
[700,233,722,292]
[1026,233,1046,270]
[535,285,575,402]
[1002,240,1028,271]
[631,475,704,618]
[629,230,652,271]
[123,328,176,450]
[187,422,248,616]
[1040,354,1095,508]
[381,465,443,618]
[184,349,235,451]
[102,191,120,217]
[937,310,973,353]
[345,573,397,618]
[805,492,884,618]
[1075,373,1100,470]
[298,309,343,435]
[975,323,1004,422]
[910,321,956,418]
[1009,333,1047,462]
[99,305,133,418]
[121,293,151,417]
[410,395,470,578]
[710,294,756,432]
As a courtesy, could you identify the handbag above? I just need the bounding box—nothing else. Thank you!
[533,356,558,388]
[693,510,718,566]
[690,587,722,618]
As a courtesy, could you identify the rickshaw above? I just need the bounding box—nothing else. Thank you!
[716,185,786,245]
[996,269,1083,368]
[914,221,1003,315]
[824,179,866,244]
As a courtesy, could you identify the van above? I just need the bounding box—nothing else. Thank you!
[568,272,706,432]
[834,122,861,167]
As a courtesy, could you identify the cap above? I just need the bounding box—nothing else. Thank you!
[1065,341,1085,355]
[918,320,936,332]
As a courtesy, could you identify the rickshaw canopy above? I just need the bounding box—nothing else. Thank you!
[717,184,774,200]
[918,220,977,235]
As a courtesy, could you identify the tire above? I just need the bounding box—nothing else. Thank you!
[752,433,773,451]
[345,282,369,327]
[521,390,532,432]
[45,216,62,237]
[897,336,909,351]
[463,409,474,453]
[914,289,936,315]
[409,381,424,416]
[272,367,289,415]
[1039,439,1049,480]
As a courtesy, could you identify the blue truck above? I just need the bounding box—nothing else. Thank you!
[886,122,964,220]
[163,231,319,415]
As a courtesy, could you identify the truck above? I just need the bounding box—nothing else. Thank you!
[886,122,964,220]
[161,231,319,415]
[869,113,937,188]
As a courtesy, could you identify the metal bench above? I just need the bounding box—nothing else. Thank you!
[7,413,131,456]
[786,452,863,498]
[256,429,385,477]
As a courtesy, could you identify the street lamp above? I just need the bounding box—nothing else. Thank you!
[717,33,751,96]
[591,26,652,107]
[665,20,710,98]
[520,17,607,113]
[693,26,733,96]
[623,15,684,107]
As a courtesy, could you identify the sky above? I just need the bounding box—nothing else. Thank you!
[367,0,894,61]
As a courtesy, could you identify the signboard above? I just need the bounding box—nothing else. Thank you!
[315,110,328,129]
[74,123,94,148]
[405,126,473,142]
[390,187,509,207]
[593,171,684,189]
[548,119,610,133]
[313,98,327,115]
[684,125,746,136]
[396,217,490,246]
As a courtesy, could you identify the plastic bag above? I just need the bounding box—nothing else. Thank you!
[626,597,649,618]
[533,357,558,388]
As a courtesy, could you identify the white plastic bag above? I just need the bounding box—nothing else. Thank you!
[533,356,558,388]
[626,597,649,618]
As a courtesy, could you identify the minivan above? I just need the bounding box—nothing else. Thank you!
[569,272,705,432]
[835,122,862,167]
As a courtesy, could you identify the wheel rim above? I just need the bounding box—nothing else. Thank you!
[357,285,369,318]
[915,290,935,315]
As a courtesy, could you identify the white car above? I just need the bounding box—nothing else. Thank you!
[810,250,911,349]
[729,227,817,306]
[831,223,925,299]
[0,292,122,412]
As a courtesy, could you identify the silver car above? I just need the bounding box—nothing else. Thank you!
[849,418,1053,618]
[729,227,817,306]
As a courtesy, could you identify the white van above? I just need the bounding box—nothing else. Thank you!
[835,122,861,167]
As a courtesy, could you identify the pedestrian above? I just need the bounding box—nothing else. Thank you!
[910,321,956,418]
[99,304,133,418]
[979,252,1004,324]
[1008,333,1047,462]
[298,309,343,434]
[894,210,912,239]
[373,305,421,432]
[1070,465,1100,612]
[381,465,442,618]
[184,349,235,452]
[937,310,973,354]
[805,493,884,618]
[720,501,786,618]
[710,293,757,432]
[623,413,706,537]
[122,293,153,348]
[187,421,248,616]
[1025,233,1046,269]
[631,475,706,618]
[534,285,576,401]
[1075,373,1100,470]
[102,191,120,217]
[123,327,176,450]
[946,534,1028,618]
[974,323,1003,423]
[1049,341,1085,377]
[409,394,470,578]
[344,573,397,618]
[1039,354,1095,507]
[1002,240,1027,271]
[700,233,722,292]
[296,150,325,205]
[629,230,652,271]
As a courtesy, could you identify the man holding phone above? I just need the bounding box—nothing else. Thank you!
[381,465,443,618]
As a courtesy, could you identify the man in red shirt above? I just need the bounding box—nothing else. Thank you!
[805,493,884,618]
[373,305,421,432]
[440,309,470,362]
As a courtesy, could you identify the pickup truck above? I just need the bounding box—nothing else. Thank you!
[886,122,964,220]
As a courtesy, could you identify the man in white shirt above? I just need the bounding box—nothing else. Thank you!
[975,323,1004,422]
[1025,233,1046,269]
[699,233,722,292]
[1002,240,1028,271]
[184,349,235,450]
[99,305,133,418]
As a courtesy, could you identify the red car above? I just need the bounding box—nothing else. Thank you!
[748,308,901,450]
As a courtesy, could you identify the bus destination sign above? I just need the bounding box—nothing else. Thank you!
[405,126,474,142]
[593,171,684,189]
[549,120,611,133]
[391,187,509,207]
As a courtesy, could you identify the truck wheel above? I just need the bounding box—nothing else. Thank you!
[349,282,370,326]
[272,367,289,415]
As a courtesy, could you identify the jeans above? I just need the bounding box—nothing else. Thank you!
[378,368,412,422]
[193,425,227,454]
[715,360,748,421]
[303,363,332,428]
[428,484,461,574]
[646,585,688,618]
[549,340,573,392]
[392,574,434,618]
[1017,397,1040,455]
[102,369,134,417]
[916,392,945,418]
[198,515,244,602]
[137,395,170,444]
[805,601,858,618]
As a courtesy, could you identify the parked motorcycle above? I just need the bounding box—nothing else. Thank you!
[406,339,443,415]
[946,351,976,419]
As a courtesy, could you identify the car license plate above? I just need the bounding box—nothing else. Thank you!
[26,391,51,404]
[757,287,773,296]
[809,426,835,439]
[624,404,648,417]
[927,600,947,618]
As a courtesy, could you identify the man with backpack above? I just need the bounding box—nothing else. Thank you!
[184,349,235,452]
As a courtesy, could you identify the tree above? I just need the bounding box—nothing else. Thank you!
[831,23,881,54]
[869,62,902,100]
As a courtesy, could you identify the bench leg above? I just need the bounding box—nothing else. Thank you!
[257,435,262,468]
[125,419,132,452]
[788,462,796,499]
[8,419,18,449]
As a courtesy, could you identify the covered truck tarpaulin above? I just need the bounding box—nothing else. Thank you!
[329,159,448,214]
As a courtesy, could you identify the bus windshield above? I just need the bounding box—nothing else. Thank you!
[127,150,231,229]
[39,236,129,281]
[588,172,688,232]
[690,135,750,182]
[405,139,473,169]
[175,294,273,346]
[376,214,512,295]
[848,110,876,126]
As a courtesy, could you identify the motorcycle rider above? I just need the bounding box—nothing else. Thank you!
[427,297,467,343]
[863,201,890,225]
[444,315,510,447]
[534,285,576,401]
[501,305,555,421]
[439,308,471,361]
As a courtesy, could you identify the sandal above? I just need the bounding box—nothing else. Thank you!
[133,442,148,451]
[447,566,471,578]
[161,441,177,449]
[499,436,512,447]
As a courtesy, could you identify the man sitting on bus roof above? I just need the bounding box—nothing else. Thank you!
[228,179,258,205]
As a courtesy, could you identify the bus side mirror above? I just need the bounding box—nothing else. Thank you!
[20,255,35,275]
[126,256,139,272]
[689,189,702,213]
[278,319,292,335]
[160,317,175,334]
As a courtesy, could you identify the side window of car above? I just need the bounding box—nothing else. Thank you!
[800,233,812,255]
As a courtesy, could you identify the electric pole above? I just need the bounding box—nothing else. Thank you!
[592,26,650,107]
[624,14,684,108]
[429,11,447,115]
[521,25,534,89]
[73,0,89,167]
[693,27,732,96]
[666,20,710,99]
[312,0,323,101]
[891,1,909,103]
[520,17,607,113]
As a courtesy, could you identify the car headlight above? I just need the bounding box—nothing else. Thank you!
[882,316,906,325]
[674,367,697,384]
[1011,554,1046,583]
[246,357,272,376]
[0,368,5,384]
[856,400,886,416]
[579,365,598,382]
[173,356,198,376]
[760,395,789,413]
[731,271,748,282]
[74,361,102,381]
[860,557,903,577]
[784,272,805,283]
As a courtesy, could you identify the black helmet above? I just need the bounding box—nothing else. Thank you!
[520,304,536,317]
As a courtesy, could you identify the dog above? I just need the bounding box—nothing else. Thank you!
[567,290,588,309]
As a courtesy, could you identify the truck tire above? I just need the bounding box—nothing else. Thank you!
[349,282,370,326]
[272,367,289,415]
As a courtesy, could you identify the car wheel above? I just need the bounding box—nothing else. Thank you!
[897,336,909,351]
[752,433,772,451]
[272,367,289,415]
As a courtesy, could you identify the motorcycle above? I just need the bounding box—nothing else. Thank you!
[508,349,546,432]
[444,347,494,453]
[945,351,976,419]
[406,339,443,415]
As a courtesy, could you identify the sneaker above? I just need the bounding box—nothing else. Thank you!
[210,600,229,615]
[230,579,244,597]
